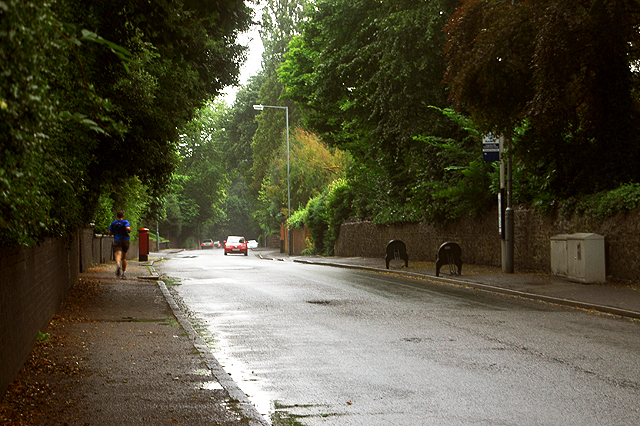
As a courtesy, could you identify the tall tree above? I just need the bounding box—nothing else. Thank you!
[63,0,252,216]
[0,0,252,247]
[444,0,640,195]
[225,75,265,173]
[256,128,350,231]
[250,0,307,198]
[278,0,461,221]
[259,0,310,68]
[171,101,229,242]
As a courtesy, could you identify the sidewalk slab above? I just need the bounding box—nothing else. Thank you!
[1,260,267,426]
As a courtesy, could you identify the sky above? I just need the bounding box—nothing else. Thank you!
[220,18,264,105]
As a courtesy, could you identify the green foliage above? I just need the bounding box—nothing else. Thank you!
[561,184,640,221]
[183,236,196,250]
[256,127,350,233]
[166,101,230,242]
[445,0,640,196]
[217,178,258,240]
[230,0,640,242]
[0,0,252,248]
[406,107,495,223]
[92,177,149,242]
[37,331,51,343]
[304,193,329,255]
[288,208,307,229]
[250,0,308,198]
[323,178,354,254]
[225,76,264,172]
[277,0,467,226]
[250,72,295,196]
[0,0,75,246]
[292,177,353,255]
[260,0,311,67]
[148,232,169,243]
[332,106,494,225]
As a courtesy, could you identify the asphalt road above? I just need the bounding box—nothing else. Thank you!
[157,249,640,426]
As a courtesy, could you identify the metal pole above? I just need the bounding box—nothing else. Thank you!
[286,107,292,256]
[156,221,160,252]
[252,104,292,256]
[505,137,514,273]
[500,139,506,271]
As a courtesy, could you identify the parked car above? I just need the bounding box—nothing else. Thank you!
[224,236,248,256]
[200,239,214,249]
[247,239,258,249]
[213,240,222,248]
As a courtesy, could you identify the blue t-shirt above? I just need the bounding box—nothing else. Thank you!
[109,219,131,242]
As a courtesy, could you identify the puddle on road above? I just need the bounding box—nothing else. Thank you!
[189,318,335,425]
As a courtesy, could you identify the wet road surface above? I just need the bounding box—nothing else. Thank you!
[157,250,640,425]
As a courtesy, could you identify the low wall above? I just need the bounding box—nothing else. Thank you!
[0,234,79,398]
[265,234,280,249]
[80,227,93,272]
[334,206,640,283]
[285,226,311,256]
[91,234,139,264]
[1,229,141,398]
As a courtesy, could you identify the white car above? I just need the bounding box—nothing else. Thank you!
[247,239,258,249]
[200,239,214,249]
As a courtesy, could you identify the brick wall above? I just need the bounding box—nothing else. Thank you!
[80,227,93,272]
[0,234,79,397]
[334,205,640,283]
[289,226,311,255]
[0,229,142,398]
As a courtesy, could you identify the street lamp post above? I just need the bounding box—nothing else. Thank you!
[253,104,291,256]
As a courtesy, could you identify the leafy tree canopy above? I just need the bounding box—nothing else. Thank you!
[444,0,640,195]
[169,101,230,243]
[278,0,464,222]
[256,128,350,232]
[0,0,252,247]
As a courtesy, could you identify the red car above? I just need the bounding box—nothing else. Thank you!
[224,236,248,256]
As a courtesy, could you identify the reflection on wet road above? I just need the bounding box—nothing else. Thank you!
[159,250,640,426]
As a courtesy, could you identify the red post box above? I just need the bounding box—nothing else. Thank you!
[139,228,149,261]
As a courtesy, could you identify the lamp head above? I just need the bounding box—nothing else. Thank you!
[253,104,264,111]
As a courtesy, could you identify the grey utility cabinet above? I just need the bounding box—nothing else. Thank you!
[550,233,606,283]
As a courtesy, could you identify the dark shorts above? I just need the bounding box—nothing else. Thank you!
[113,240,130,254]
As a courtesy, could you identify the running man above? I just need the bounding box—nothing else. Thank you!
[108,210,132,279]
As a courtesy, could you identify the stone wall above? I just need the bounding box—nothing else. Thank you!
[266,234,281,250]
[334,205,640,283]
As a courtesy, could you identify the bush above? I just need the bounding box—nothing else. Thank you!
[288,208,307,229]
[561,183,640,220]
[323,179,353,255]
[290,178,354,256]
[305,194,328,255]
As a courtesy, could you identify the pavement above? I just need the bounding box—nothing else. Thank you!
[6,247,639,425]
